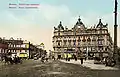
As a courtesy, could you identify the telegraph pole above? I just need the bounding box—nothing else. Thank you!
[113,0,118,57]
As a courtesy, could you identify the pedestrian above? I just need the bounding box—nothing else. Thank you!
[80,57,83,64]
[45,55,49,62]
[66,54,68,61]
[73,54,77,61]
[52,56,55,60]
[14,55,18,64]
[85,56,87,61]
[105,56,109,66]
[75,55,77,61]
[68,53,71,61]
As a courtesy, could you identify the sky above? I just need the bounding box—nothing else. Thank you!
[0,0,120,52]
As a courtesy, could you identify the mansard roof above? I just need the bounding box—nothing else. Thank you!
[54,17,108,31]
[96,19,108,28]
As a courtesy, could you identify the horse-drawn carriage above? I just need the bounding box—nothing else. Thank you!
[3,52,22,65]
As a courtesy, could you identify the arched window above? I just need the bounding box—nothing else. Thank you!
[82,36,86,42]
[73,40,76,46]
[92,36,96,41]
[87,37,91,42]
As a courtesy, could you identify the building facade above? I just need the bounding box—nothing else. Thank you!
[52,17,113,59]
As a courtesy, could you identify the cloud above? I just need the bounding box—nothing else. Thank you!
[0,3,72,51]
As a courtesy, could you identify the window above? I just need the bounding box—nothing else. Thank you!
[58,42,60,46]
[105,48,107,51]
[64,40,67,45]
[58,33,60,35]
[92,47,95,51]
[87,37,91,42]
[68,40,71,45]
[93,36,96,39]
[102,31,104,33]
[98,41,102,45]
[74,42,76,46]
[105,30,107,33]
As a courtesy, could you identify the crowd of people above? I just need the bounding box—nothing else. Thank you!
[50,53,116,66]
[51,53,84,64]
[1,52,22,64]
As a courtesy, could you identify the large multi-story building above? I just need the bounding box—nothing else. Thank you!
[52,17,113,59]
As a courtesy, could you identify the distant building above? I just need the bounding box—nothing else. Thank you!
[5,37,25,58]
[52,17,113,59]
[0,37,45,59]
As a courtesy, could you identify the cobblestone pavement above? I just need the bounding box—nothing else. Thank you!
[0,60,120,77]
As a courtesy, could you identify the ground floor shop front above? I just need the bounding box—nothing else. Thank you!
[52,50,109,60]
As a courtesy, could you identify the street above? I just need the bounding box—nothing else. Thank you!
[0,60,120,77]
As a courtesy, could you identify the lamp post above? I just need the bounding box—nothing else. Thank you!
[113,0,118,58]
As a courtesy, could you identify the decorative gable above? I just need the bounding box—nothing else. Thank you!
[73,16,86,31]
[96,19,108,28]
